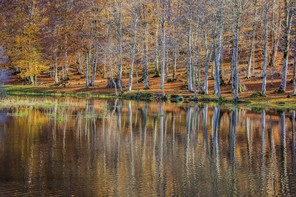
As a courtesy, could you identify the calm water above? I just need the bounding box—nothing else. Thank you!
[0,96,296,196]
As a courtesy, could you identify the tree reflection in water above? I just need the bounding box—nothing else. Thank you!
[0,97,295,196]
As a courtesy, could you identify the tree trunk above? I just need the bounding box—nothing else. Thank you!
[128,3,138,91]
[64,48,69,79]
[34,75,37,86]
[270,16,281,86]
[247,5,257,79]
[203,30,209,94]
[232,13,239,101]
[160,20,166,97]
[203,43,213,95]
[279,0,292,92]
[155,23,160,75]
[262,5,268,95]
[108,55,118,96]
[269,1,281,68]
[197,47,201,93]
[143,22,149,89]
[293,18,296,95]
[214,2,223,99]
[165,48,169,82]
[77,52,84,75]
[62,64,65,80]
[30,75,35,86]
[116,0,123,92]
[85,50,90,88]
[193,66,197,100]
[90,55,97,86]
[187,19,193,92]
[198,62,201,93]
[54,54,59,84]
[173,47,177,80]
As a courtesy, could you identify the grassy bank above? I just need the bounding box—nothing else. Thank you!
[2,85,296,110]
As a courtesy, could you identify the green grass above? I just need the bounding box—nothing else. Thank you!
[3,85,116,99]
[250,91,266,98]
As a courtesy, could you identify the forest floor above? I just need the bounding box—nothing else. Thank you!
[3,64,296,110]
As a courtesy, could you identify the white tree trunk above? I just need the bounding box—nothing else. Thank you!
[85,50,90,88]
[90,47,97,86]
[231,0,241,101]
[293,17,296,95]
[214,1,223,99]
[160,20,166,97]
[173,46,177,80]
[143,21,149,89]
[232,23,239,101]
[116,0,123,92]
[128,8,138,91]
[280,0,292,92]
[202,30,212,94]
[262,5,269,95]
[187,20,193,92]
[247,5,257,79]
[203,44,213,95]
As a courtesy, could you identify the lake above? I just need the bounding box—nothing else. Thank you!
[0,96,296,196]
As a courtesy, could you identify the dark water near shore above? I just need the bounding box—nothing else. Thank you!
[0,96,296,196]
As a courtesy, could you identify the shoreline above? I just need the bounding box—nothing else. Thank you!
[1,85,296,110]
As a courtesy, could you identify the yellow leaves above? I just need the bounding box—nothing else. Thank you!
[12,22,47,78]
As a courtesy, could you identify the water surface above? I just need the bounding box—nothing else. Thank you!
[0,96,296,196]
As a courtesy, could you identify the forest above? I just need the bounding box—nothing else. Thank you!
[0,0,296,101]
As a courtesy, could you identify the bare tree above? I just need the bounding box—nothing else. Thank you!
[262,3,270,95]
[247,0,257,79]
[231,0,240,101]
[279,0,293,92]
[293,3,296,95]
[185,0,193,92]
[159,0,166,97]
[127,0,140,91]
[269,0,281,69]
[112,0,124,92]
[142,2,150,90]
[230,0,250,101]
[213,0,223,99]
[202,29,213,95]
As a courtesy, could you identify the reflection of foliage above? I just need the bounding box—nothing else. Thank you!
[0,98,75,109]
[121,92,153,101]
[84,113,98,120]
[151,113,163,118]
[56,115,66,123]
[8,110,28,117]
[0,97,294,197]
